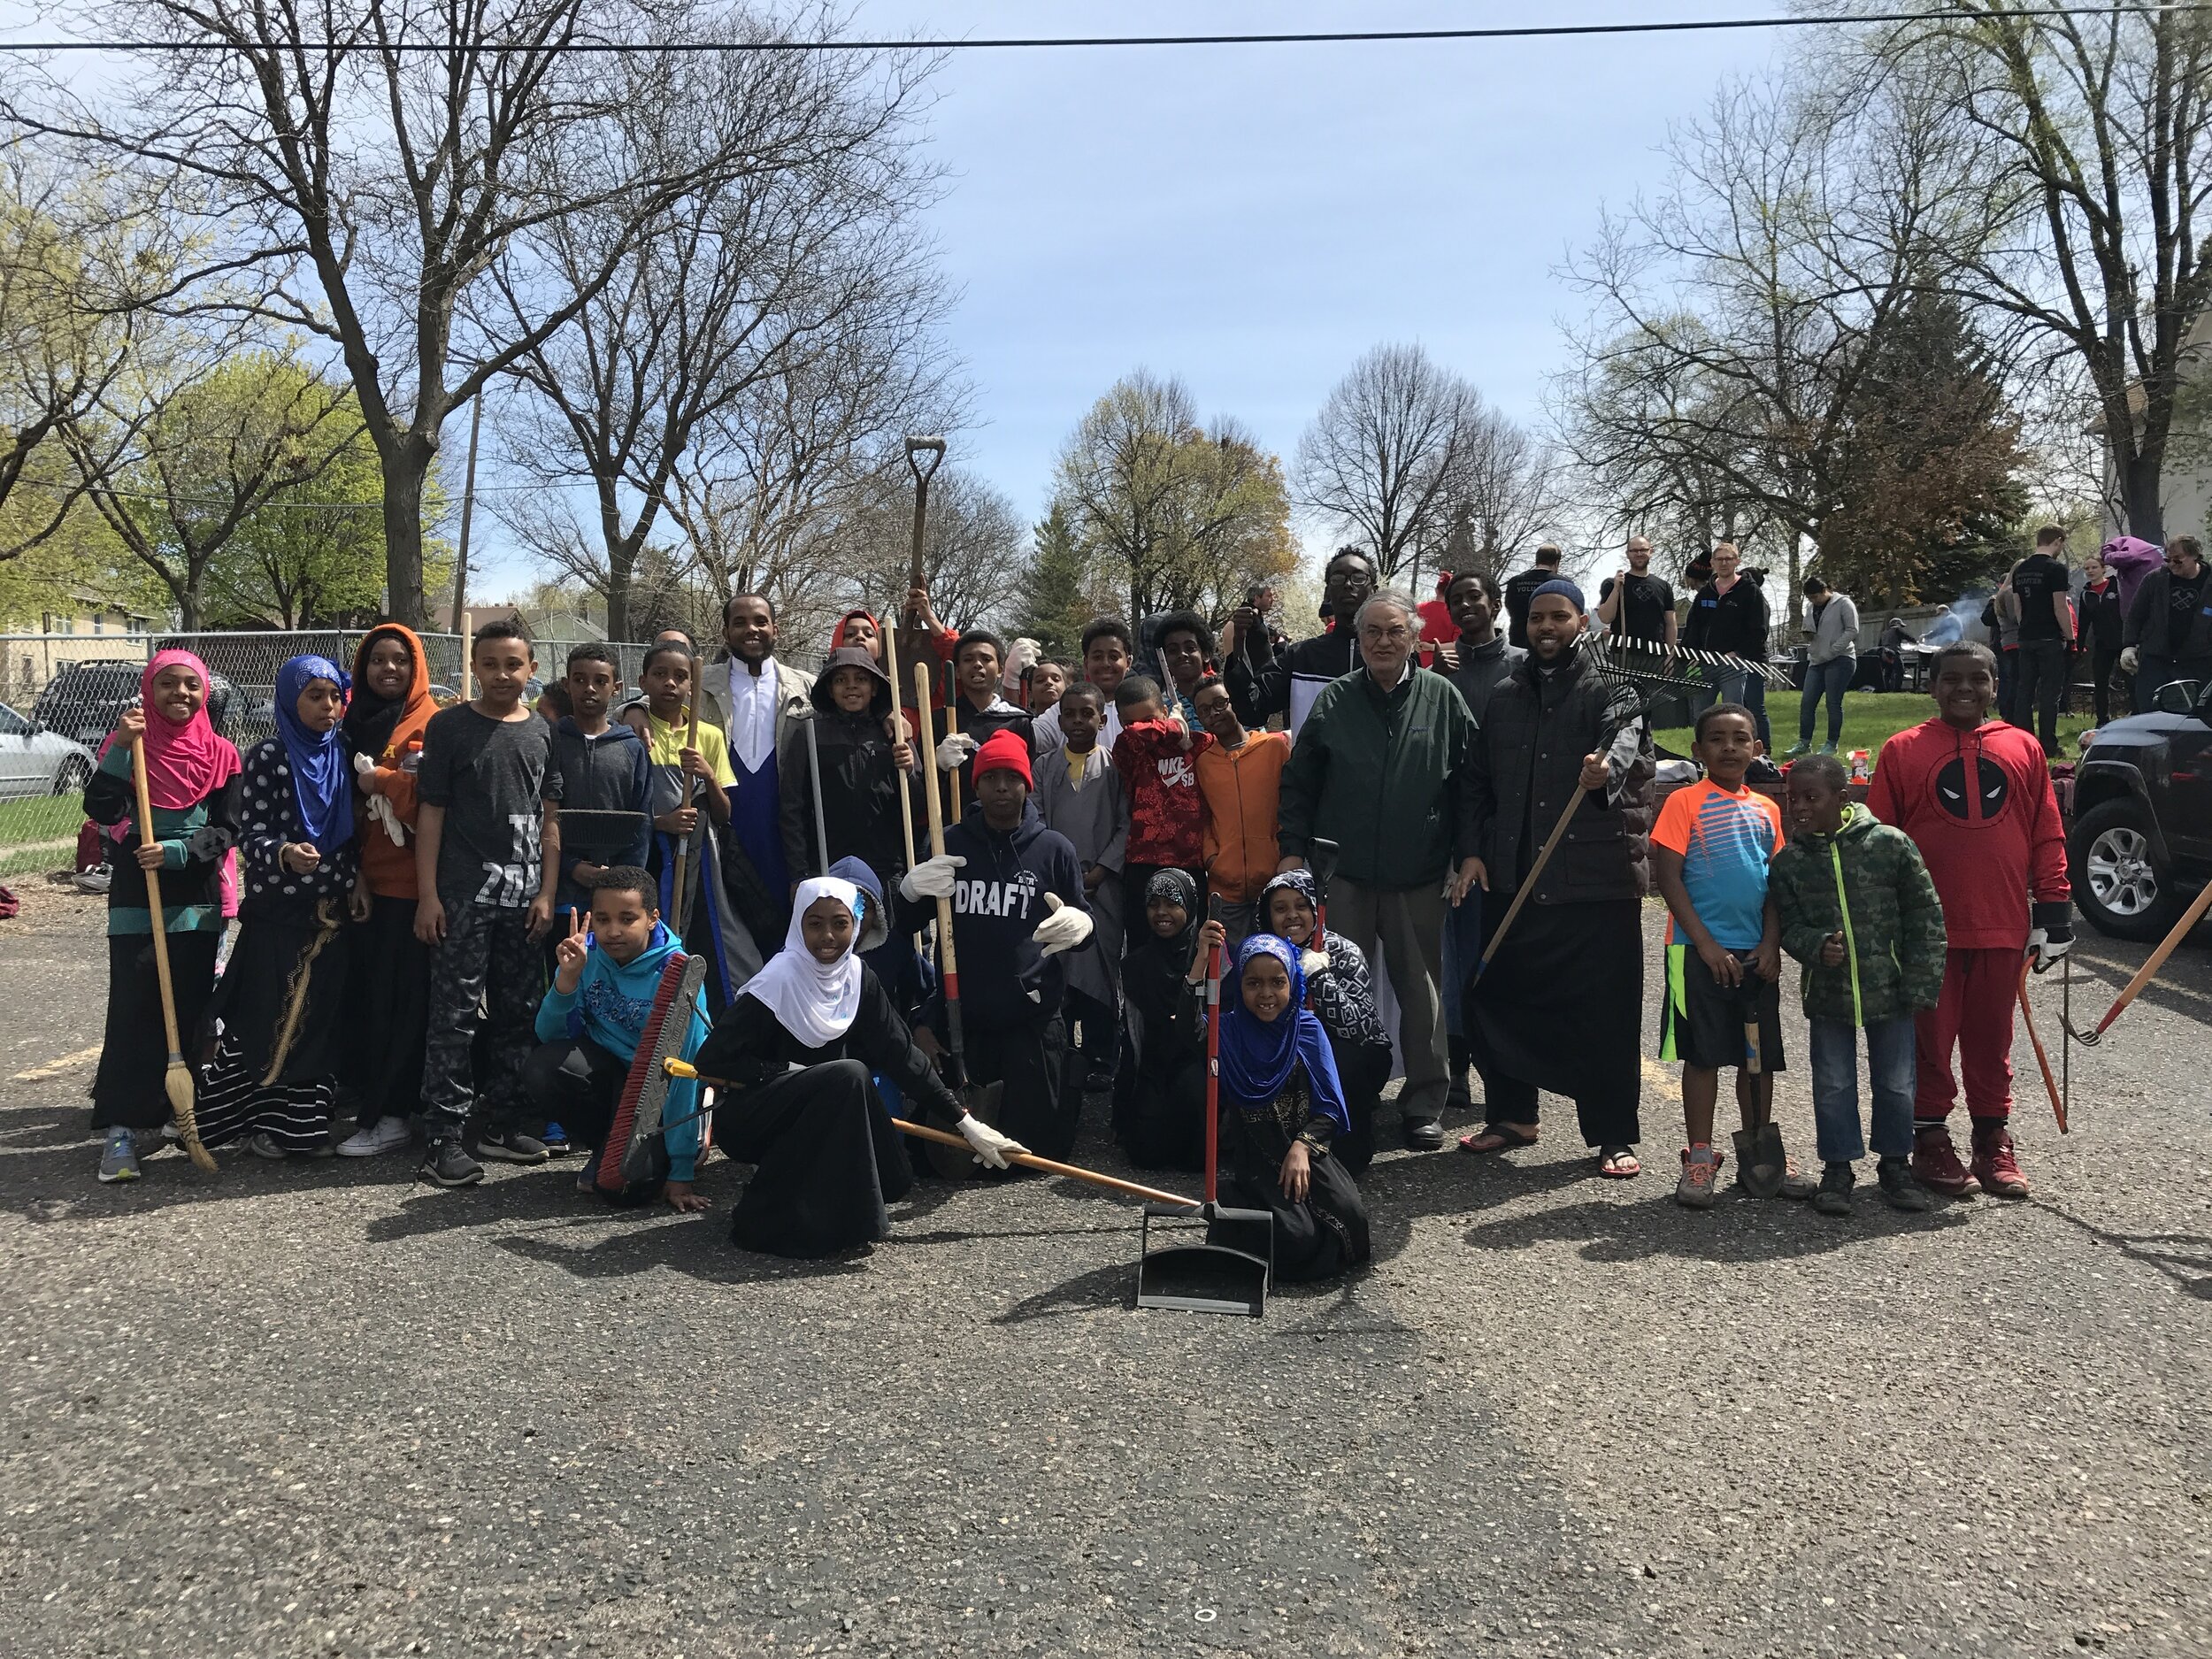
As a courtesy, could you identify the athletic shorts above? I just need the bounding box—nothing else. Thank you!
[1660,943,1787,1073]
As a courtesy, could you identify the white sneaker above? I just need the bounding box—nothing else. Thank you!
[246,1131,288,1160]
[336,1118,412,1158]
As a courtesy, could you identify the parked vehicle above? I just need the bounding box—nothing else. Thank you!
[31,659,239,748]
[0,701,97,800]
[2068,679,2212,940]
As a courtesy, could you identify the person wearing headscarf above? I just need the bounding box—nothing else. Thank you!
[338,623,440,1156]
[1213,934,1371,1282]
[1256,867,1389,1175]
[695,875,1025,1256]
[1112,868,1217,1171]
[196,654,365,1158]
[84,649,245,1182]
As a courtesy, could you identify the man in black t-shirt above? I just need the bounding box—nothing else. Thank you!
[1596,536,1678,649]
[1503,542,1565,649]
[2009,525,2077,755]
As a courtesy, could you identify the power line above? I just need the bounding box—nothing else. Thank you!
[0,5,2204,55]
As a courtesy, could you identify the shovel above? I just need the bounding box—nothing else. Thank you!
[1135,896,1273,1317]
[913,659,1002,1179]
[1728,972,1786,1198]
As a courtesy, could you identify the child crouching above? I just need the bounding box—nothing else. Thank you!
[525,868,711,1211]
[1770,756,1942,1215]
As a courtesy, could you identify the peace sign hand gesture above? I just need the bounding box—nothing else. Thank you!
[553,908,590,994]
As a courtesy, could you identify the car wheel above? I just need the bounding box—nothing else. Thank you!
[52,756,91,796]
[2070,799,2184,941]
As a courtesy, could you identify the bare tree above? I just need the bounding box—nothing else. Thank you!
[1294,342,1486,580]
[12,0,932,627]
[488,29,943,639]
[1847,3,2212,542]
[844,465,1026,636]
[1435,402,1561,579]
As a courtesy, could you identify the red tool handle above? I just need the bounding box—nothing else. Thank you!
[1203,933,1222,1208]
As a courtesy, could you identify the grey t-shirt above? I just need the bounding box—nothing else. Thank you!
[419,704,561,906]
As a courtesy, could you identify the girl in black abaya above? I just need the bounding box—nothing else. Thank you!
[1112,868,1222,1171]
[696,874,1028,1258]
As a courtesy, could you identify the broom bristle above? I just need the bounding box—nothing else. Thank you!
[599,954,693,1194]
[165,1061,218,1171]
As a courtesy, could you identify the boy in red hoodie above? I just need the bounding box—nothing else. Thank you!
[1111,673,1212,949]
[1864,641,2070,1198]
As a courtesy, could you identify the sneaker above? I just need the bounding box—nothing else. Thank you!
[1817,741,1838,756]
[541,1121,572,1156]
[1812,1160,1855,1217]
[1676,1145,1721,1210]
[96,1127,140,1184]
[1779,1157,1819,1201]
[1876,1156,1932,1211]
[1911,1125,1979,1197]
[336,1118,412,1158]
[419,1138,485,1188]
[474,1127,549,1165]
[1970,1124,2030,1199]
[1402,1114,1446,1152]
[1783,740,1813,758]
[246,1131,289,1161]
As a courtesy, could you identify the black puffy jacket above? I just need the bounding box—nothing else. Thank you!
[1467,649,1655,904]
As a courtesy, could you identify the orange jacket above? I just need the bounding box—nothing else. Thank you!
[1196,730,1289,902]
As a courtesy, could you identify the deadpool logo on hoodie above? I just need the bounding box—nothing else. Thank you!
[1933,754,2010,826]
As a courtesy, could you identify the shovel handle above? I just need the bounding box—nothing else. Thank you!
[2017,956,2067,1133]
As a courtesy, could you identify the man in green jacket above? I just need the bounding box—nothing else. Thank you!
[1770,755,1945,1216]
[1278,588,1483,1150]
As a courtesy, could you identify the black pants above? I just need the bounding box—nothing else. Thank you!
[348,895,430,1127]
[1118,1057,1206,1172]
[2015,639,2068,754]
[1332,1039,1391,1178]
[1065,988,1117,1081]
[419,899,542,1141]
[2089,641,2123,722]
[717,1059,912,1257]
[522,1035,627,1150]
[92,930,221,1133]
[964,1011,1077,1161]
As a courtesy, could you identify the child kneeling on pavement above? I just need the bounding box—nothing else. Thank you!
[1769,755,1941,1215]
[525,866,711,1211]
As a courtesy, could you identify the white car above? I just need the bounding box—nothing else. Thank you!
[0,700,99,801]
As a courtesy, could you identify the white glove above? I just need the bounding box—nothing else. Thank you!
[2028,903,2074,971]
[957,1112,1028,1170]
[352,751,408,846]
[1300,948,1328,978]
[898,854,965,901]
[1031,889,1094,956]
[2121,645,2140,674]
[935,732,978,770]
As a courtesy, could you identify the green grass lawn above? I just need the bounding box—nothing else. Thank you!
[0,790,84,875]
[1653,691,2099,764]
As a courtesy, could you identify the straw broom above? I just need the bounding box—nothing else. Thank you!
[131,734,217,1172]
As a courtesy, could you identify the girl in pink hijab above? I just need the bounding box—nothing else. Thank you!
[83,650,243,1183]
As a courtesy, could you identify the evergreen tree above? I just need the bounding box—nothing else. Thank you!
[1011,503,1091,661]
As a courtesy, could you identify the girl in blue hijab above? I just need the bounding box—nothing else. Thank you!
[197,653,365,1159]
[1215,933,1371,1282]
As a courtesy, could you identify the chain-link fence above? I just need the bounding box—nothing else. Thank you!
[0,627,688,879]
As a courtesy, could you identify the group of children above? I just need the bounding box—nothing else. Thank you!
[84,595,2070,1266]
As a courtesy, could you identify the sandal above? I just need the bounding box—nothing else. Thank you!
[1597,1147,1643,1179]
[1458,1124,1540,1155]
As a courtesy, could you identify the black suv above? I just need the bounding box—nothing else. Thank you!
[2069,679,2212,940]
[32,659,238,748]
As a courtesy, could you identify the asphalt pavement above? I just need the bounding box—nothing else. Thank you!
[3,879,2208,1658]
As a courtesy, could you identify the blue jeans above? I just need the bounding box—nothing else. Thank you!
[1798,657,1852,745]
[1708,665,1773,749]
[1807,1016,1916,1162]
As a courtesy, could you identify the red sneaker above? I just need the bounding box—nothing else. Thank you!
[1970,1124,2030,1199]
[1911,1126,1979,1197]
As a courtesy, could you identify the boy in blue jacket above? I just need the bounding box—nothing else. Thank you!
[525,866,711,1210]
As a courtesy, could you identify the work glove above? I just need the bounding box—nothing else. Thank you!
[2027,901,2074,972]
[2121,645,2140,675]
[1031,890,1094,956]
[957,1112,1027,1170]
[1300,948,1329,979]
[935,732,978,770]
[352,751,408,846]
[898,854,965,901]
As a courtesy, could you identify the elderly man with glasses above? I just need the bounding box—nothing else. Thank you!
[1277,588,1483,1152]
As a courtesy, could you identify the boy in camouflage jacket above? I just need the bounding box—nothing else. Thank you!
[1768,756,1946,1216]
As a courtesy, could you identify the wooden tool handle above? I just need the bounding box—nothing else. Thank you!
[2018,958,2068,1133]
[129,734,184,1056]
[888,1117,1198,1210]
[2094,878,2212,1035]
[882,600,919,876]
[915,661,964,1064]
[1479,779,1587,975]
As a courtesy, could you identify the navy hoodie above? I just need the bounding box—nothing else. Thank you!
[549,717,651,914]
[910,798,1089,1030]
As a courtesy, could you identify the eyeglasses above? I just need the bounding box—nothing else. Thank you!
[1360,624,1413,645]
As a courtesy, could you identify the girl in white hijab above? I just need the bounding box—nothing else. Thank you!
[696,869,1025,1256]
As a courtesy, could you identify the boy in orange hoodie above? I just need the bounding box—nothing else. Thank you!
[1193,673,1288,949]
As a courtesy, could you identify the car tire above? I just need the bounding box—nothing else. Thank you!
[2070,798,2185,941]
[51,756,91,795]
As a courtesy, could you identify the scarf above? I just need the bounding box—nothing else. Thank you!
[344,624,436,763]
[274,653,355,854]
[742,875,864,1048]
[1142,865,1200,957]
[97,648,242,810]
[1217,933,1349,1133]
[831,609,881,660]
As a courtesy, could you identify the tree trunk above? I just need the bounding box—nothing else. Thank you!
[380,450,431,628]
[2120,449,2166,546]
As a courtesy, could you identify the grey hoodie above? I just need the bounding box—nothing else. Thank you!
[1804,593,1860,664]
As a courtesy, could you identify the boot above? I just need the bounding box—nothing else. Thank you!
[1970,1120,2030,1198]
[1911,1123,1979,1197]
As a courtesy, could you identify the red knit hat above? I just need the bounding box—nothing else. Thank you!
[972,728,1033,788]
